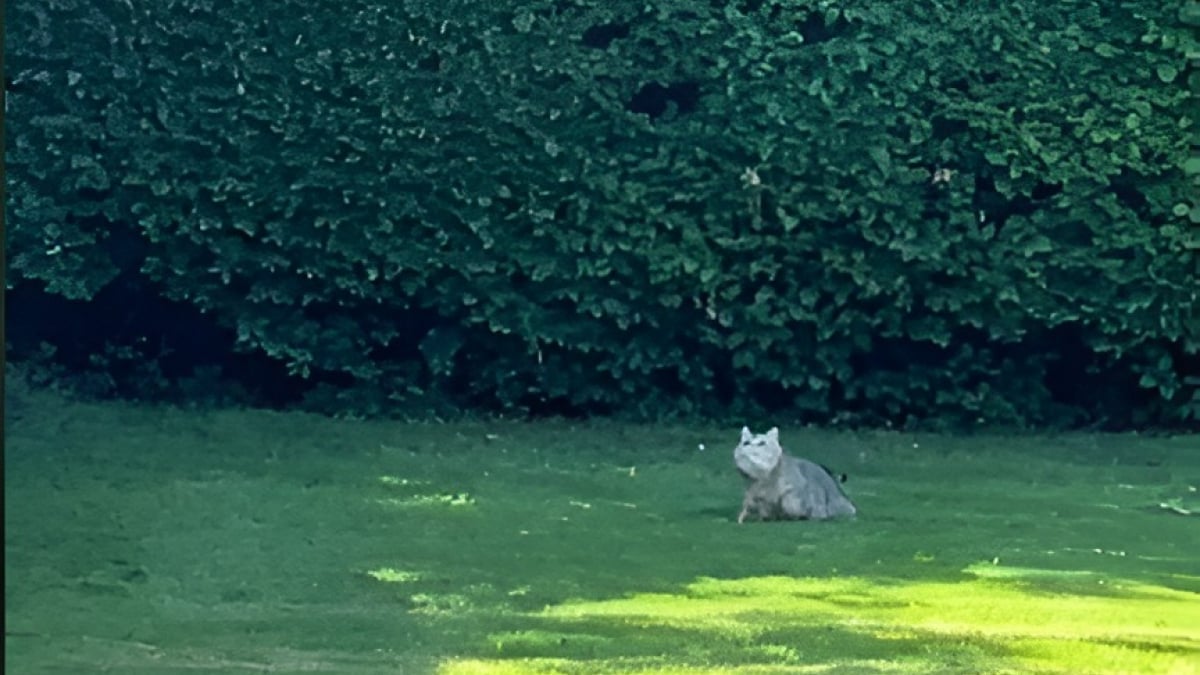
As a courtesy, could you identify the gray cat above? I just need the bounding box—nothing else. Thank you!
[734,426,856,523]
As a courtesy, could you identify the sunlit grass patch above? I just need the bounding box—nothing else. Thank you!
[371,493,477,508]
[364,567,422,583]
[1007,639,1199,675]
[410,592,476,614]
[441,566,1199,674]
[371,474,477,508]
[440,657,910,674]
[378,475,430,487]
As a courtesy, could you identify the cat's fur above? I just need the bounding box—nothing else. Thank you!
[734,426,856,523]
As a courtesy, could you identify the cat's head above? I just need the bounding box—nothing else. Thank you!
[734,426,783,480]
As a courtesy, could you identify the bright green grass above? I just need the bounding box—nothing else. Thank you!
[4,389,1198,674]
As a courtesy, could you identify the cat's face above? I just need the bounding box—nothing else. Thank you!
[734,426,783,480]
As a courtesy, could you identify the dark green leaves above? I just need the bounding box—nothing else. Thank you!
[5,0,1194,427]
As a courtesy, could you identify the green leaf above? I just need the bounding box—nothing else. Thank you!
[1022,235,1054,256]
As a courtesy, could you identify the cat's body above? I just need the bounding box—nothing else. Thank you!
[734,426,856,523]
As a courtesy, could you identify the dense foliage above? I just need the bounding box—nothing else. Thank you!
[6,0,1198,427]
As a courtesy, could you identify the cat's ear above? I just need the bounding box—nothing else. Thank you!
[740,426,752,442]
[766,427,779,442]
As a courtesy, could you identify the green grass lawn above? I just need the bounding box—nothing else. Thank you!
[5,389,1198,674]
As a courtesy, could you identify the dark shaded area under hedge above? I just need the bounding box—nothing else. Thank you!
[6,0,1198,428]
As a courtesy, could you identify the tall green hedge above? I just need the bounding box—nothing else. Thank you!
[7,0,1197,426]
